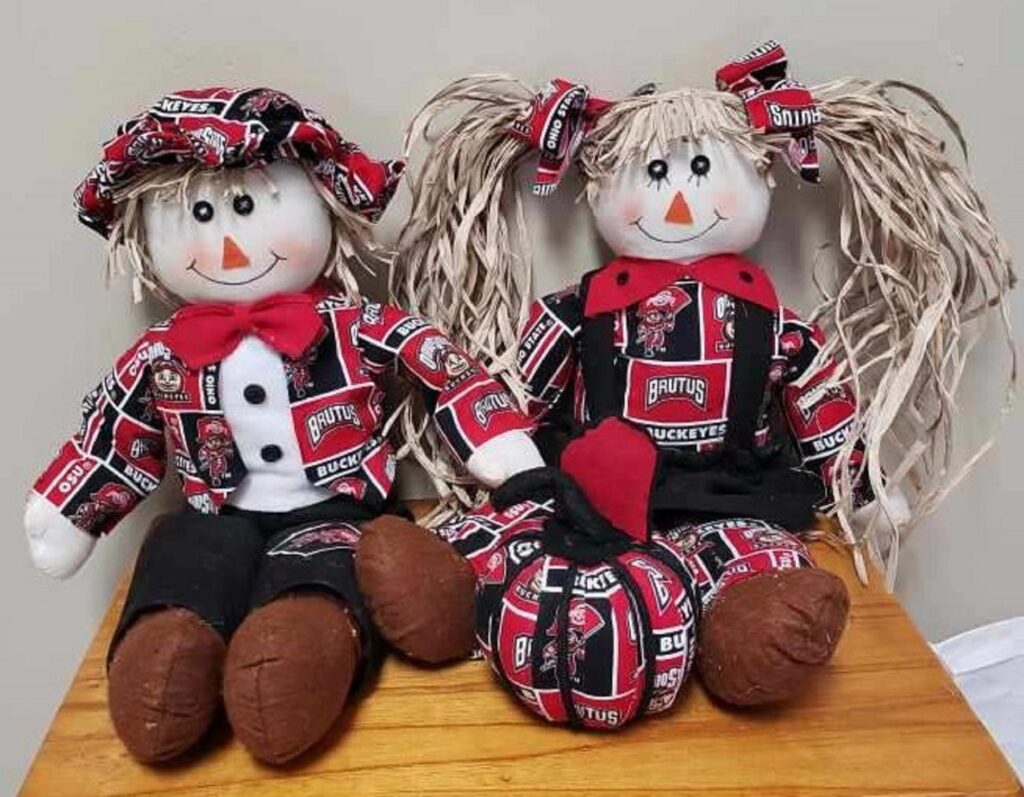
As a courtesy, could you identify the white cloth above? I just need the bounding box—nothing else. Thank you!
[934,616,1024,779]
[220,336,332,512]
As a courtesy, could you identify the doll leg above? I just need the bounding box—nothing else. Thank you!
[356,498,558,662]
[223,520,369,765]
[107,513,264,762]
[354,514,477,664]
[659,518,849,706]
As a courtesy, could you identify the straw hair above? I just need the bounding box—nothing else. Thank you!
[105,161,384,307]
[395,73,1016,575]
[579,85,772,190]
[389,76,537,509]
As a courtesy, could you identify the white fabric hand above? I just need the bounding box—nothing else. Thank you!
[851,485,912,540]
[24,492,97,579]
[466,430,545,489]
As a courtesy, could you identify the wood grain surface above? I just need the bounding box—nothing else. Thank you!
[20,507,1022,796]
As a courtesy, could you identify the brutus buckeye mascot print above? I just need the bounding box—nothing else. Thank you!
[636,286,689,356]
[195,416,233,486]
[395,41,1013,727]
[25,87,543,765]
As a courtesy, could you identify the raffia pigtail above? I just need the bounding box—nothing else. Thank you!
[807,78,1015,586]
[389,76,537,514]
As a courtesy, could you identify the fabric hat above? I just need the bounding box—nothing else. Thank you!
[74,87,405,237]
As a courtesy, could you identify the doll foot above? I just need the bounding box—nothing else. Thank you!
[107,607,225,763]
[223,593,359,765]
[698,568,850,706]
[356,515,475,663]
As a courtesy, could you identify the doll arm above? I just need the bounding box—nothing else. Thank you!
[516,288,582,422]
[26,333,167,575]
[356,302,540,487]
[776,309,873,506]
[24,493,97,579]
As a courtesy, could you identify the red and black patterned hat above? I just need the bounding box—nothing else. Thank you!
[74,87,405,237]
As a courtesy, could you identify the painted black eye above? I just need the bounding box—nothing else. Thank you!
[233,194,255,216]
[192,200,214,223]
[647,159,669,182]
[690,155,711,177]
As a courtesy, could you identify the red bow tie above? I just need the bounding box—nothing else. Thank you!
[166,292,326,369]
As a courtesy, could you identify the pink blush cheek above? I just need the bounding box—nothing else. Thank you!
[618,195,645,224]
[713,190,744,219]
[270,237,308,265]
[188,244,217,273]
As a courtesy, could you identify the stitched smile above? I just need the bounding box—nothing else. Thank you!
[631,211,727,244]
[187,251,287,286]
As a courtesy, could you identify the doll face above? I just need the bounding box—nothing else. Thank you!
[591,138,771,262]
[142,161,333,304]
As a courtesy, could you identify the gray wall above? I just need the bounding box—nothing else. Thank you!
[2,0,1021,791]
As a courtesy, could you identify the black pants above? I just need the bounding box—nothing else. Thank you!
[110,495,396,676]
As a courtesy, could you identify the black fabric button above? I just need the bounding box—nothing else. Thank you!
[616,271,629,285]
[243,384,266,404]
[739,270,754,283]
[260,444,283,463]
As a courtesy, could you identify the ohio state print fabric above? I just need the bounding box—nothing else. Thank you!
[436,501,816,729]
[33,293,531,535]
[75,87,404,237]
[517,278,858,481]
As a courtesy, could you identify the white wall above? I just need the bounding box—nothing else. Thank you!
[2,0,1021,791]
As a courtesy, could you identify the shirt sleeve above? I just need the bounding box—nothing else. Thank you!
[777,308,871,504]
[356,301,533,465]
[517,287,582,422]
[31,332,167,535]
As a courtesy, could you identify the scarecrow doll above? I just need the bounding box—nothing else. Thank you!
[24,87,542,764]
[392,43,1015,726]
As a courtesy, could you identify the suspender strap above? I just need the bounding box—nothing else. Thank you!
[578,272,621,422]
[722,299,774,451]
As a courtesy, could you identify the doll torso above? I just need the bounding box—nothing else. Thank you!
[616,279,754,448]
[218,336,334,511]
[536,278,780,450]
[141,296,393,515]
[519,265,859,474]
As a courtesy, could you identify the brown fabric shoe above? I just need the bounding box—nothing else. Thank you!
[107,607,225,763]
[223,593,359,765]
[698,567,850,706]
[355,515,475,664]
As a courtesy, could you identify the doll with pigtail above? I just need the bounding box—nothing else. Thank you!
[394,43,1014,727]
[25,88,542,764]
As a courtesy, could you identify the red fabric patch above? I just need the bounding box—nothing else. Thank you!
[584,255,779,317]
[559,418,657,543]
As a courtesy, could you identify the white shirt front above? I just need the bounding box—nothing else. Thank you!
[219,336,332,512]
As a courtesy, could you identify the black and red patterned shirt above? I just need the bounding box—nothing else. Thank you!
[33,287,531,535]
[517,256,860,488]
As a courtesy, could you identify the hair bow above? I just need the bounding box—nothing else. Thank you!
[508,79,613,196]
[716,41,822,183]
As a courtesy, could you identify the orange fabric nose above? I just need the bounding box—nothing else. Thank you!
[664,191,693,225]
[221,235,250,270]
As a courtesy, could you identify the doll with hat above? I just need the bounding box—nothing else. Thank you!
[25,87,543,764]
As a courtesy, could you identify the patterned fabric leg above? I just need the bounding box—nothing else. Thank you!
[434,498,557,577]
[656,517,850,706]
[655,517,815,609]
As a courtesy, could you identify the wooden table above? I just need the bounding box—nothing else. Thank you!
[21,512,1022,796]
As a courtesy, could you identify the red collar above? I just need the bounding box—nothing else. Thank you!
[583,254,778,317]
